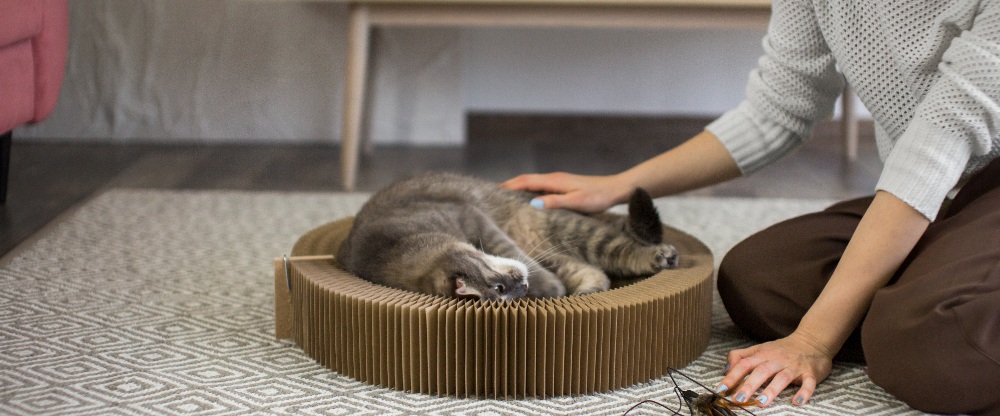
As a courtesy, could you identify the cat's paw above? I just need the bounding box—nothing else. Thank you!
[653,244,680,270]
[527,269,566,298]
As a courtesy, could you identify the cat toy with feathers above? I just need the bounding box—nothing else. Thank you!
[623,368,761,416]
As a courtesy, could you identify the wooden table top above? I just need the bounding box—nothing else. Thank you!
[322,0,770,8]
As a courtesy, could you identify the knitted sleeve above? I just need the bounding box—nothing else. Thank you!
[705,0,844,175]
[876,3,1000,220]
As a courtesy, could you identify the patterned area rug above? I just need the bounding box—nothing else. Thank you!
[0,190,923,415]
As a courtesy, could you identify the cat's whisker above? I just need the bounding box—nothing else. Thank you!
[526,228,584,256]
[525,233,577,257]
[514,253,543,272]
[523,231,565,258]
[530,239,584,264]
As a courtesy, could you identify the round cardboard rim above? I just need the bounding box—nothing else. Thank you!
[292,217,714,303]
[284,216,715,398]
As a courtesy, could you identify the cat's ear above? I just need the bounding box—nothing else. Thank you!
[455,278,481,298]
[627,188,663,245]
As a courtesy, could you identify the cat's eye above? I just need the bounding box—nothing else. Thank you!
[493,284,506,294]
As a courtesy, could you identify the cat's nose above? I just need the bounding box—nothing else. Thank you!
[498,269,529,299]
[504,280,528,300]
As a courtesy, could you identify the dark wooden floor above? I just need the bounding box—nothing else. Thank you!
[0,114,880,258]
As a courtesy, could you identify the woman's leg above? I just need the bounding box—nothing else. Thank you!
[719,157,1000,414]
[717,196,873,363]
[862,158,1000,415]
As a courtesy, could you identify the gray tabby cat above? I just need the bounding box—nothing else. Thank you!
[337,172,679,300]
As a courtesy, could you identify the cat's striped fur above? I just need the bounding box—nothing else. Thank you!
[337,172,678,300]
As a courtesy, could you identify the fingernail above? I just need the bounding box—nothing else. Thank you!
[723,363,730,373]
[530,199,544,209]
[795,396,805,405]
[756,395,768,405]
[734,392,746,402]
[714,384,728,394]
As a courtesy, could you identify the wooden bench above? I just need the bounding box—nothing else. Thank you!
[333,0,858,190]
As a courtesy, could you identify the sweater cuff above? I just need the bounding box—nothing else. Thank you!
[706,102,804,175]
[876,117,973,221]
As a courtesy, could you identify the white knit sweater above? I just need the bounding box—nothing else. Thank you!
[706,0,1000,220]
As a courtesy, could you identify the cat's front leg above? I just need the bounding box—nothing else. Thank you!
[526,267,566,298]
[541,254,610,295]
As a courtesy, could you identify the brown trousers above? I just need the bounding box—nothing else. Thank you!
[717,158,1000,415]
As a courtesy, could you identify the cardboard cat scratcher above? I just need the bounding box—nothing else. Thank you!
[274,217,714,398]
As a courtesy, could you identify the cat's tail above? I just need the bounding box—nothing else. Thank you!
[627,188,663,245]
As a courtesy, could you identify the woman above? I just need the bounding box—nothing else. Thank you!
[502,1,1000,414]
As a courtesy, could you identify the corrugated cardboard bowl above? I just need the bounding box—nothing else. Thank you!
[275,217,713,398]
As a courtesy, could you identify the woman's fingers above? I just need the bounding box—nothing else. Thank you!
[715,336,833,407]
[500,172,573,193]
[755,368,797,407]
[499,174,543,191]
[716,346,760,394]
[731,360,783,404]
[793,376,817,406]
[501,172,619,213]
[529,193,570,210]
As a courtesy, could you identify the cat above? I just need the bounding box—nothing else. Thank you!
[337,172,679,301]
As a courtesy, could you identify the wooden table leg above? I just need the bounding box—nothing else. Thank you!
[361,28,380,157]
[341,4,371,191]
[841,85,858,162]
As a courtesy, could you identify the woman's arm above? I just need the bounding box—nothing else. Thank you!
[873,3,1000,221]
[501,130,742,212]
[717,190,930,407]
[504,0,843,213]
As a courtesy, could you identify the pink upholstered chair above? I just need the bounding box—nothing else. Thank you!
[0,0,69,204]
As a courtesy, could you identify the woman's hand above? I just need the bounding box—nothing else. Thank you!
[716,331,834,407]
[500,172,632,213]
[501,131,742,213]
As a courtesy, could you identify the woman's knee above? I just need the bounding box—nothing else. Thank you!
[863,293,1000,415]
[718,229,816,342]
[718,199,870,343]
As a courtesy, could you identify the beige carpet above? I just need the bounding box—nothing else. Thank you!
[0,190,923,415]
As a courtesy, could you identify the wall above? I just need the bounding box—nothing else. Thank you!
[18,1,861,145]
[463,27,762,115]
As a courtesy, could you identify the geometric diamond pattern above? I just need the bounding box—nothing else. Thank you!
[0,190,926,415]
[81,372,182,401]
[5,386,102,415]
